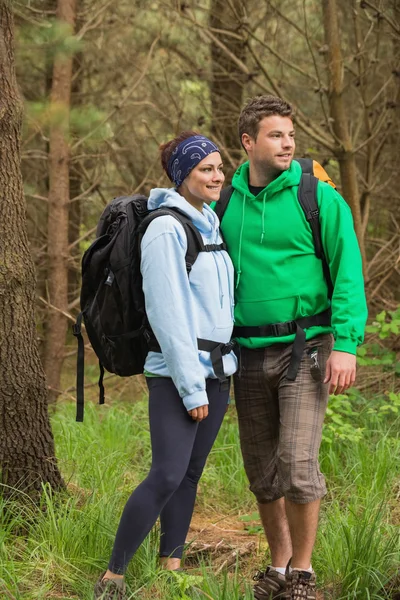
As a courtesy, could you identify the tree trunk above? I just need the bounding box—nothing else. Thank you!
[209,0,247,179]
[0,0,64,497]
[44,0,77,403]
[68,50,83,305]
[322,0,367,268]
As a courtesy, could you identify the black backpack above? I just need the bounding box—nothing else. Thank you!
[72,195,228,422]
[214,158,334,297]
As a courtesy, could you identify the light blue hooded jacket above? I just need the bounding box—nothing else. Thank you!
[140,188,237,411]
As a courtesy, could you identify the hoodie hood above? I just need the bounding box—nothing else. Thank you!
[148,187,220,240]
[232,159,302,198]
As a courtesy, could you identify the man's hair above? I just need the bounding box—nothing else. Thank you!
[160,130,199,181]
[238,95,293,146]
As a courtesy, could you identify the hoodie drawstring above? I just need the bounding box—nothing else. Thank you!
[236,194,247,290]
[211,250,224,308]
[260,192,266,244]
[220,250,235,320]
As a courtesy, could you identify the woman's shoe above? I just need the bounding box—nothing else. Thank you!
[94,572,126,600]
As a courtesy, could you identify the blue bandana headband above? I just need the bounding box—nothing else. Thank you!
[167,135,220,187]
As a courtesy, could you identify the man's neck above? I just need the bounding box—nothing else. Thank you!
[248,163,282,188]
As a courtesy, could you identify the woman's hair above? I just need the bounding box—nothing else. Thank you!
[160,130,199,181]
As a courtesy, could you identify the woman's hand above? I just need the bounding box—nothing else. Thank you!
[188,404,209,422]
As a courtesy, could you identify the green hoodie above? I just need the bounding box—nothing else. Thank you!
[218,160,367,354]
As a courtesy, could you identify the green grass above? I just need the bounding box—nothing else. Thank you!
[1,393,399,599]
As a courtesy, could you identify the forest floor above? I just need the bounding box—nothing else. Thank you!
[1,368,400,599]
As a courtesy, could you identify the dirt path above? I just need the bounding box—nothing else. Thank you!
[186,511,325,599]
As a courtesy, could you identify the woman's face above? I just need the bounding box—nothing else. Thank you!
[180,152,225,206]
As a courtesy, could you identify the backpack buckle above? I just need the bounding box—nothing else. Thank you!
[221,340,237,355]
[307,209,319,221]
[72,323,81,337]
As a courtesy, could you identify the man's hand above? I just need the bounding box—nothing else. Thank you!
[188,404,209,422]
[324,350,356,395]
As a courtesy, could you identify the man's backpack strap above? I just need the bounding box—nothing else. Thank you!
[214,186,234,224]
[296,157,313,175]
[298,173,321,257]
[297,173,334,298]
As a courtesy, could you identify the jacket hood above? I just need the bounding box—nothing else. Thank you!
[232,159,302,197]
[148,188,220,239]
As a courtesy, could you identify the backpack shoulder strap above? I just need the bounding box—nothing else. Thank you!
[298,173,334,298]
[296,157,337,189]
[296,157,313,175]
[174,214,205,274]
[139,208,205,274]
[214,185,234,224]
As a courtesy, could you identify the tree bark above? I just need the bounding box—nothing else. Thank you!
[322,0,367,268]
[0,0,64,497]
[44,0,77,403]
[209,0,247,178]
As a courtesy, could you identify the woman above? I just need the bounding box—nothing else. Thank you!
[94,132,237,599]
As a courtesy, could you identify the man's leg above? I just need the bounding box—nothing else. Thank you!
[234,347,290,598]
[277,334,333,573]
[258,498,292,567]
[285,498,320,569]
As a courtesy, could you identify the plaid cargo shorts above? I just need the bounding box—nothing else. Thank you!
[234,334,334,504]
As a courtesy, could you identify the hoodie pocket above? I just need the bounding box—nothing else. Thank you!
[235,295,304,326]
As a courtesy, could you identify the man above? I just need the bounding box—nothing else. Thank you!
[217,95,367,599]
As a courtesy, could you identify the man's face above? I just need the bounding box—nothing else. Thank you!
[242,115,295,173]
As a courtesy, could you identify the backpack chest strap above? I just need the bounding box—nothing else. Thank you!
[203,242,227,252]
[147,334,236,391]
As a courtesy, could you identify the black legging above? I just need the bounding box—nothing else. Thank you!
[108,377,228,574]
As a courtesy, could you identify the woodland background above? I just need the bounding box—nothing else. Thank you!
[0,1,399,598]
[14,0,400,405]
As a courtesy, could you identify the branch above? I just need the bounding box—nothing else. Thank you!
[353,107,390,154]
[360,0,400,36]
[14,2,55,15]
[69,179,101,203]
[38,297,77,324]
[63,373,117,394]
[72,36,160,151]
[244,26,319,84]
[76,0,114,40]
[68,226,97,251]
[370,254,400,299]
[302,0,337,143]
[366,74,395,108]
[25,193,48,202]
[68,296,81,311]
[267,1,315,45]
[12,7,53,27]
[179,7,335,152]
[365,233,398,278]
